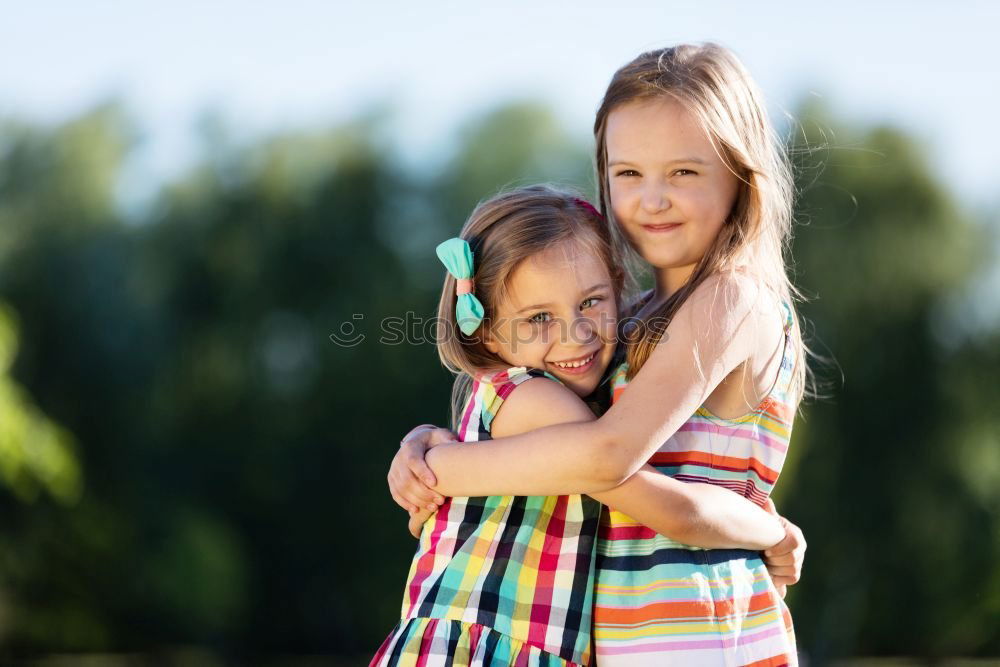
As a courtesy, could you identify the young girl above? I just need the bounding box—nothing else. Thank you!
[372,186,791,666]
[391,43,806,665]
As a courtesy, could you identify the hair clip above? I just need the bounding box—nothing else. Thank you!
[436,238,485,335]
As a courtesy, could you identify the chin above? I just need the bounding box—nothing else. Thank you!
[563,375,598,398]
[638,254,679,271]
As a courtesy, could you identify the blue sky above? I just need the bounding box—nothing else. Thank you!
[1,0,997,209]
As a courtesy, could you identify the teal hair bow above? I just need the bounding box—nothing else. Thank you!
[436,237,485,336]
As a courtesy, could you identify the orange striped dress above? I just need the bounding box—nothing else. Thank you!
[592,302,799,666]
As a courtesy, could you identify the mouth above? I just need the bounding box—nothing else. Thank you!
[548,349,600,375]
[641,222,682,233]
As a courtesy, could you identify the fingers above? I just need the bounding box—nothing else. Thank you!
[400,424,438,445]
[398,434,440,487]
[782,520,806,551]
[389,426,454,515]
[763,551,797,567]
[763,515,806,588]
[426,427,459,447]
[397,427,459,488]
[401,443,444,504]
[764,565,799,581]
[764,551,798,576]
[764,522,806,559]
[408,513,422,538]
[405,443,440,488]
[401,426,456,448]
[408,508,433,539]
[388,440,447,509]
[388,466,442,512]
[773,582,787,599]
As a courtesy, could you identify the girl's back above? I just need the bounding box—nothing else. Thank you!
[373,367,601,667]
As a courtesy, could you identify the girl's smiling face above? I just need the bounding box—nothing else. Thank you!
[605,97,740,291]
[483,239,618,398]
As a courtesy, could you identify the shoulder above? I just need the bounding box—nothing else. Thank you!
[647,271,782,374]
[490,370,595,438]
[679,271,779,337]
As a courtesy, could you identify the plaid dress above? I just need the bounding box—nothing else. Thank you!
[372,367,602,667]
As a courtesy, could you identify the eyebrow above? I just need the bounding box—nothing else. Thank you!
[514,282,611,314]
[608,157,708,167]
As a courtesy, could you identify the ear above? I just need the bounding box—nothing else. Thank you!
[481,323,501,356]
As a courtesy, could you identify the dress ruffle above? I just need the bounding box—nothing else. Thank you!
[371,617,584,667]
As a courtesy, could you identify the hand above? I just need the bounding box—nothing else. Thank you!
[762,499,806,598]
[387,426,456,513]
[407,507,436,539]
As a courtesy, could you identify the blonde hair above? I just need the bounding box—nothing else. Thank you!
[436,185,624,429]
[593,43,808,401]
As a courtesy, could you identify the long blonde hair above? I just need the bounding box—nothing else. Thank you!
[436,185,624,429]
[593,43,807,401]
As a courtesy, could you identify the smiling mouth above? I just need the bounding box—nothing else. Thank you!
[641,222,682,232]
[550,350,598,371]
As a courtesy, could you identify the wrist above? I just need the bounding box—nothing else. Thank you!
[400,424,437,446]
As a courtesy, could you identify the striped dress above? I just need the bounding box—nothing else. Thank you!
[372,367,602,667]
[592,302,799,666]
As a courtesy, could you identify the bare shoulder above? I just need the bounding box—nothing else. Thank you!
[681,271,778,335]
[491,376,595,438]
[653,272,783,377]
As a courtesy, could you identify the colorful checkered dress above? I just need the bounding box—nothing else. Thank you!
[592,302,800,666]
[372,367,602,667]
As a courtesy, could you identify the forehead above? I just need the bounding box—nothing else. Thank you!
[605,98,714,160]
[501,240,610,309]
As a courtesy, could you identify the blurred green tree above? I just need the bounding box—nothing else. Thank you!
[781,100,999,660]
[0,304,80,503]
[0,95,996,663]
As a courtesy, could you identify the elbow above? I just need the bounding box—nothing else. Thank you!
[673,493,708,542]
[586,432,641,490]
[662,489,712,546]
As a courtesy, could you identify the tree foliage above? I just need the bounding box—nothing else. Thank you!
[0,99,995,661]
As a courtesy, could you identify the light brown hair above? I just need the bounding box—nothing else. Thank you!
[436,185,624,428]
[593,43,807,400]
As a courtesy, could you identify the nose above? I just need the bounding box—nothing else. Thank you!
[640,180,670,214]
[567,311,598,346]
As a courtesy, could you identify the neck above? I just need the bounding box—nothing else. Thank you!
[653,264,697,300]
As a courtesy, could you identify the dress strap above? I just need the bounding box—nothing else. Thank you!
[479,367,562,434]
[779,300,794,334]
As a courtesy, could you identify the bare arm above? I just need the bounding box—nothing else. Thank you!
[421,274,765,497]
[461,377,783,550]
[592,470,783,550]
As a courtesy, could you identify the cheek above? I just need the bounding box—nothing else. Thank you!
[596,304,619,341]
[707,176,740,220]
[608,183,633,223]
[687,188,729,227]
[512,321,554,352]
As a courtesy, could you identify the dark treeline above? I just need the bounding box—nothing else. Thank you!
[0,99,996,663]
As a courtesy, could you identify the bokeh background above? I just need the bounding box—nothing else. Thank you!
[1,1,998,665]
